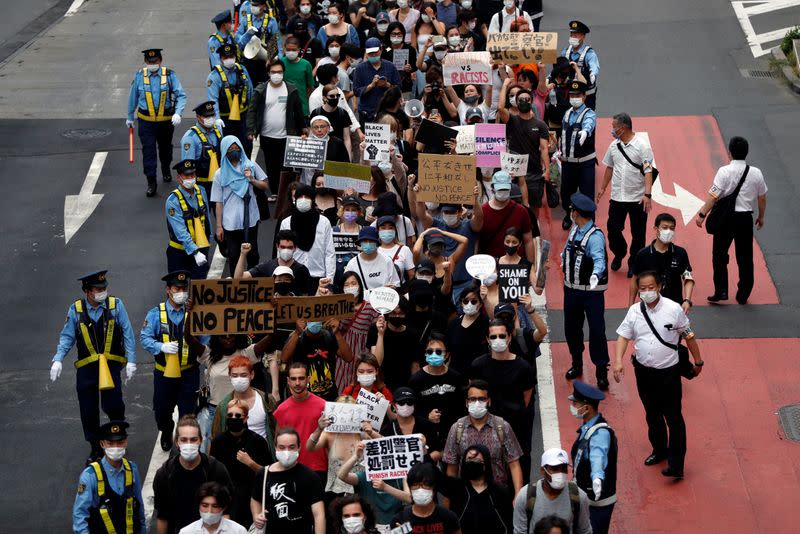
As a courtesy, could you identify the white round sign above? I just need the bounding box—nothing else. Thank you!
[367,286,400,314]
[465,254,497,280]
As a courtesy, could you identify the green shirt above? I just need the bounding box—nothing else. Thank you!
[355,470,404,525]
[281,57,314,115]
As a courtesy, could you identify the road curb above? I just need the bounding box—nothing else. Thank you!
[771,46,800,95]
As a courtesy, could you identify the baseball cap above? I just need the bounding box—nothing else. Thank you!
[541,448,570,467]
[365,37,382,54]
[273,266,294,278]
[491,170,513,191]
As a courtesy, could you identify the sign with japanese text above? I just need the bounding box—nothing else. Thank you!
[189,278,274,335]
[417,153,476,204]
[283,135,327,169]
[500,152,529,177]
[364,434,425,480]
[333,232,359,255]
[487,32,559,64]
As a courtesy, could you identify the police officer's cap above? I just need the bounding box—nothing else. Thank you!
[162,270,191,287]
[193,101,216,117]
[78,270,108,289]
[568,380,605,405]
[141,48,163,61]
[568,20,590,34]
[568,80,588,94]
[570,192,596,214]
[172,159,197,175]
[99,420,129,442]
[212,10,232,26]
[217,43,237,57]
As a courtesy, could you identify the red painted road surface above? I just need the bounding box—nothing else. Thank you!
[540,115,778,310]
[549,339,800,533]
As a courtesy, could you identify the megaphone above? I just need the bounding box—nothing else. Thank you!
[404,99,423,118]
[244,35,271,61]
[163,352,182,378]
[98,354,115,390]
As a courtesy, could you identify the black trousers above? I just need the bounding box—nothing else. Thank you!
[138,120,174,180]
[712,211,754,301]
[76,363,125,443]
[224,225,260,276]
[561,160,596,220]
[153,367,199,433]
[563,287,609,369]
[607,199,647,268]
[259,135,288,195]
[633,358,686,471]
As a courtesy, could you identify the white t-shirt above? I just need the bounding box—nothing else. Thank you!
[457,100,492,125]
[379,243,415,274]
[601,133,655,202]
[178,517,248,534]
[488,8,533,33]
[261,83,288,137]
[345,252,401,289]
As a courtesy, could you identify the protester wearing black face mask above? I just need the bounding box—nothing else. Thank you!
[367,297,425,390]
[209,399,273,526]
[289,19,324,66]
[407,279,448,344]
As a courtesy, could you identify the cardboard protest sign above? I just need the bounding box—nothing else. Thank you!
[442,52,492,86]
[414,119,458,152]
[190,279,274,335]
[500,152,529,177]
[324,402,368,433]
[364,434,425,480]
[498,264,531,303]
[363,123,391,162]
[487,32,559,64]
[475,123,506,167]
[454,125,475,154]
[274,294,356,324]
[367,287,400,314]
[323,161,372,193]
[357,388,390,430]
[465,254,496,280]
[536,239,550,289]
[283,135,327,169]
[392,48,409,69]
[332,232,359,255]
[417,153,476,204]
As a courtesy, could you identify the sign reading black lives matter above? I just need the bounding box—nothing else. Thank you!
[190,279,275,335]
[283,135,328,169]
[498,264,530,303]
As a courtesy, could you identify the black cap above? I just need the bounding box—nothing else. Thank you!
[568,380,605,404]
[212,10,232,26]
[415,258,435,273]
[408,278,434,298]
[172,159,196,174]
[290,19,308,32]
[78,270,108,289]
[340,195,362,207]
[394,387,416,404]
[162,270,191,287]
[376,215,396,228]
[193,101,216,116]
[440,204,461,213]
[553,56,571,75]
[217,43,236,57]
[568,20,590,33]
[568,80,588,94]
[99,420,129,441]
[425,231,446,246]
[142,48,163,61]
[494,302,516,318]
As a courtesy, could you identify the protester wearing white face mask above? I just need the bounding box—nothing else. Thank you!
[512,448,593,534]
[178,482,247,534]
[165,159,213,279]
[211,356,276,442]
[488,0,533,33]
[389,0,421,44]
[391,460,459,533]
[342,352,393,406]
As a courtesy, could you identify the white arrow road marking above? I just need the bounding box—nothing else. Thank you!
[65,0,86,17]
[64,151,107,244]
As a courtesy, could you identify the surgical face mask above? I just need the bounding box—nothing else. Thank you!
[548,471,567,490]
[342,516,365,534]
[227,150,241,165]
[306,321,323,334]
[640,290,659,304]
[448,36,461,47]
[569,404,585,419]
[200,511,223,526]
[425,353,445,367]
[342,210,359,223]
[377,23,389,33]
[463,95,479,105]
[421,14,431,23]
[357,373,376,387]
[379,229,396,243]
[482,272,497,286]
[378,161,393,174]
[417,274,433,284]
[202,116,215,128]
[368,54,381,64]
[276,449,299,467]
[328,14,340,24]
[231,376,250,392]
[278,248,295,261]
[251,6,264,16]
[93,290,108,303]
[182,177,197,189]
[467,400,488,419]
[285,50,299,61]
[396,403,415,417]
[267,71,283,85]
[411,488,434,505]
[300,4,312,14]
[343,285,360,297]
[361,241,377,254]
[179,443,200,462]
[390,36,403,45]
[569,97,583,109]
[397,0,408,7]
[503,0,514,8]
[462,302,479,316]
[172,291,189,305]
[328,46,341,58]
[468,21,476,31]
[490,338,507,353]
[222,57,236,69]
[610,128,619,139]
[658,229,675,244]
[568,36,581,47]
[494,189,510,202]
[105,447,126,461]
[442,213,459,227]
[508,95,517,108]
[146,63,160,73]
[295,197,313,213]
[462,0,473,9]
[425,201,439,211]
[434,50,447,61]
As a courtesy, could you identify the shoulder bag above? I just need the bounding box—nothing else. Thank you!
[616,141,660,183]
[705,165,749,235]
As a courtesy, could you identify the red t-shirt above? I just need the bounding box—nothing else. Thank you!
[479,201,532,257]
[274,393,328,472]
[341,383,395,402]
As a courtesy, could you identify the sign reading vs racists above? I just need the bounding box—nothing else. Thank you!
[274,294,357,324]
[190,278,275,335]
[442,52,492,86]
[487,32,559,64]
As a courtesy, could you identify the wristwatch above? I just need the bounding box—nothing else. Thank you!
[682,298,693,307]
[698,212,706,219]
[643,193,652,198]
[694,360,704,367]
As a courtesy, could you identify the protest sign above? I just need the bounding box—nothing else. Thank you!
[368,287,400,314]
[417,153,476,204]
[364,434,425,480]
[274,294,356,324]
[323,161,372,193]
[454,125,475,154]
[498,264,531,303]
[283,135,327,169]
[392,48,409,69]
[414,119,458,151]
[363,123,391,162]
[536,239,550,289]
[500,152,529,177]
[475,123,506,167]
[323,402,368,433]
[465,254,496,280]
[357,388,390,430]
[486,32,559,64]
[190,278,274,335]
[442,52,492,86]
[333,232,359,255]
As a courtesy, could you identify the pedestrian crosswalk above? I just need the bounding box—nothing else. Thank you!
[731,0,800,57]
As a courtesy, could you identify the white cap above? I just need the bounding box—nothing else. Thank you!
[273,266,294,278]
[540,448,569,467]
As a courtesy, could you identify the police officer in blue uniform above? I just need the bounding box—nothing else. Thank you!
[208,10,238,69]
[569,381,617,534]
[165,159,212,279]
[140,271,208,451]
[559,81,597,230]
[126,48,187,197]
[561,193,610,390]
[207,43,254,156]
[235,0,282,86]
[180,102,223,202]
[73,421,146,534]
[50,271,137,462]
[562,20,599,110]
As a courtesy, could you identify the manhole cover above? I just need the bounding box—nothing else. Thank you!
[778,404,800,442]
[739,69,777,79]
[61,128,111,140]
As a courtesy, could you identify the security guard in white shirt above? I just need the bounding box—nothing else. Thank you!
[613,271,703,479]
[695,136,767,304]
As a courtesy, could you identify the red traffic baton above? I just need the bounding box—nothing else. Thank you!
[128,127,134,164]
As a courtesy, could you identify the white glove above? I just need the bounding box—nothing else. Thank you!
[592,478,602,500]
[589,274,599,290]
[214,118,225,129]
[578,130,588,146]
[590,73,596,85]
[194,251,208,266]
[233,0,241,5]
[160,341,179,354]
[125,119,134,128]
[171,113,181,126]
[50,361,62,382]
[125,363,137,381]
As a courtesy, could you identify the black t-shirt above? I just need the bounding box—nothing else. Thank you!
[367,325,424,391]
[252,464,325,534]
[469,355,535,437]
[631,241,692,303]
[407,368,468,432]
[445,314,489,375]
[380,46,418,92]
[297,36,324,66]
[407,308,448,346]
[309,105,353,142]
[392,504,461,534]
[506,114,549,180]
[248,259,311,296]
[293,330,340,400]
[325,135,351,163]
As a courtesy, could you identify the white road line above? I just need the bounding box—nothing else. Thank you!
[64,152,107,244]
[731,0,800,57]
[533,288,562,451]
[64,0,85,17]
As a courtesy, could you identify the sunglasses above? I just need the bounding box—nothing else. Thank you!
[425,348,445,355]
[226,413,244,419]
[396,400,414,406]
[488,334,508,340]
[461,298,479,305]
